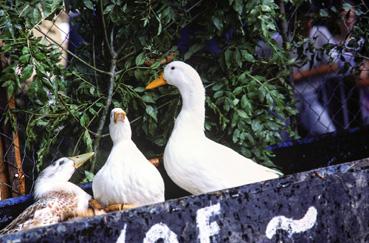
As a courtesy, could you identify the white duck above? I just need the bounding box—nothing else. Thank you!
[146,61,281,194]
[92,108,165,210]
[0,152,95,234]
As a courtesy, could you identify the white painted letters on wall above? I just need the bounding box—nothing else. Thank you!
[265,206,318,239]
[196,203,221,243]
[143,222,179,243]
[116,224,127,243]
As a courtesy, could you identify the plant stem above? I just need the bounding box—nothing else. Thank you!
[90,29,117,172]
[278,0,289,49]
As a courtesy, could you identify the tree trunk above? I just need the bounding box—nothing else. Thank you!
[5,96,26,197]
[0,137,10,200]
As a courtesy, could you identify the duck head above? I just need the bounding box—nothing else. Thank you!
[145,61,204,94]
[109,108,132,144]
[34,152,94,197]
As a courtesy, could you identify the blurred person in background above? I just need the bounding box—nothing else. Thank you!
[292,0,363,135]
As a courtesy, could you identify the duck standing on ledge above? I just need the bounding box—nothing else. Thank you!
[92,108,164,211]
[146,61,281,194]
[0,152,95,234]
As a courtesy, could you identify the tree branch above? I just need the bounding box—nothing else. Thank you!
[278,0,289,50]
[90,30,117,172]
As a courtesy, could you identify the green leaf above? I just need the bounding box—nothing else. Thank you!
[232,98,239,106]
[319,9,328,17]
[6,82,15,96]
[342,3,352,11]
[142,94,155,103]
[184,44,203,60]
[82,170,95,183]
[157,18,162,36]
[103,4,114,14]
[19,54,31,64]
[89,86,95,95]
[83,130,93,151]
[212,16,223,30]
[80,113,89,126]
[150,61,161,69]
[145,105,158,122]
[212,83,224,91]
[35,119,48,126]
[21,46,29,55]
[235,49,242,67]
[20,65,34,81]
[32,8,41,25]
[135,53,146,66]
[236,109,248,119]
[232,0,243,14]
[84,0,94,10]
[241,50,255,63]
[232,128,240,143]
[34,52,46,61]
[134,87,145,92]
[251,120,262,132]
[233,86,243,95]
[241,95,252,111]
[213,90,224,99]
[224,49,233,69]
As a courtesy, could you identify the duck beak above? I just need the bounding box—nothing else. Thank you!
[69,152,95,168]
[114,111,126,123]
[145,73,167,90]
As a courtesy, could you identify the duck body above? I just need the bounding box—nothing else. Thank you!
[1,187,90,234]
[0,153,94,234]
[92,108,165,208]
[147,61,281,194]
[93,141,165,207]
[164,109,280,195]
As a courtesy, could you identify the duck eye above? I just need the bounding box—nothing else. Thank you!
[59,160,65,166]
[171,66,175,70]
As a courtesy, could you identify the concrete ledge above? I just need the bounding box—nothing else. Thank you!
[1,159,368,242]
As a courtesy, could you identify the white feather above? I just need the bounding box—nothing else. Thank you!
[92,108,165,207]
[161,61,281,194]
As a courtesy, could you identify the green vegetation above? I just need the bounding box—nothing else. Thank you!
[8,0,367,183]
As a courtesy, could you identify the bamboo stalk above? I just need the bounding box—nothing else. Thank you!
[0,137,10,200]
[7,96,26,196]
[1,34,25,197]
[0,39,12,199]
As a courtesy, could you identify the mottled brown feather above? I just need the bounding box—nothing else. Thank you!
[0,191,78,235]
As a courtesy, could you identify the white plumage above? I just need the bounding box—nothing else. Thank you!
[146,61,281,194]
[92,108,165,207]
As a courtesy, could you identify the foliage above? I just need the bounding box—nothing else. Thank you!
[0,0,307,184]
[68,0,299,169]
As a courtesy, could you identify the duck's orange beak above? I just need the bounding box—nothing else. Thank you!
[114,111,126,123]
[145,73,167,90]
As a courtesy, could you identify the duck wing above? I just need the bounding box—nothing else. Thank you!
[0,191,78,235]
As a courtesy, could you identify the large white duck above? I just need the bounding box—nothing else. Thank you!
[92,108,165,210]
[146,61,281,194]
[0,152,95,234]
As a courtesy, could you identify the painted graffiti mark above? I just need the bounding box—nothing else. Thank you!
[143,223,179,243]
[116,224,127,243]
[265,206,318,239]
[115,203,222,243]
[196,203,221,243]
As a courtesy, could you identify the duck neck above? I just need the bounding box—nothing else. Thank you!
[109,123,132,144]
[176,85,206,132]
[106,140,129,166]
[34,178,81,199]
